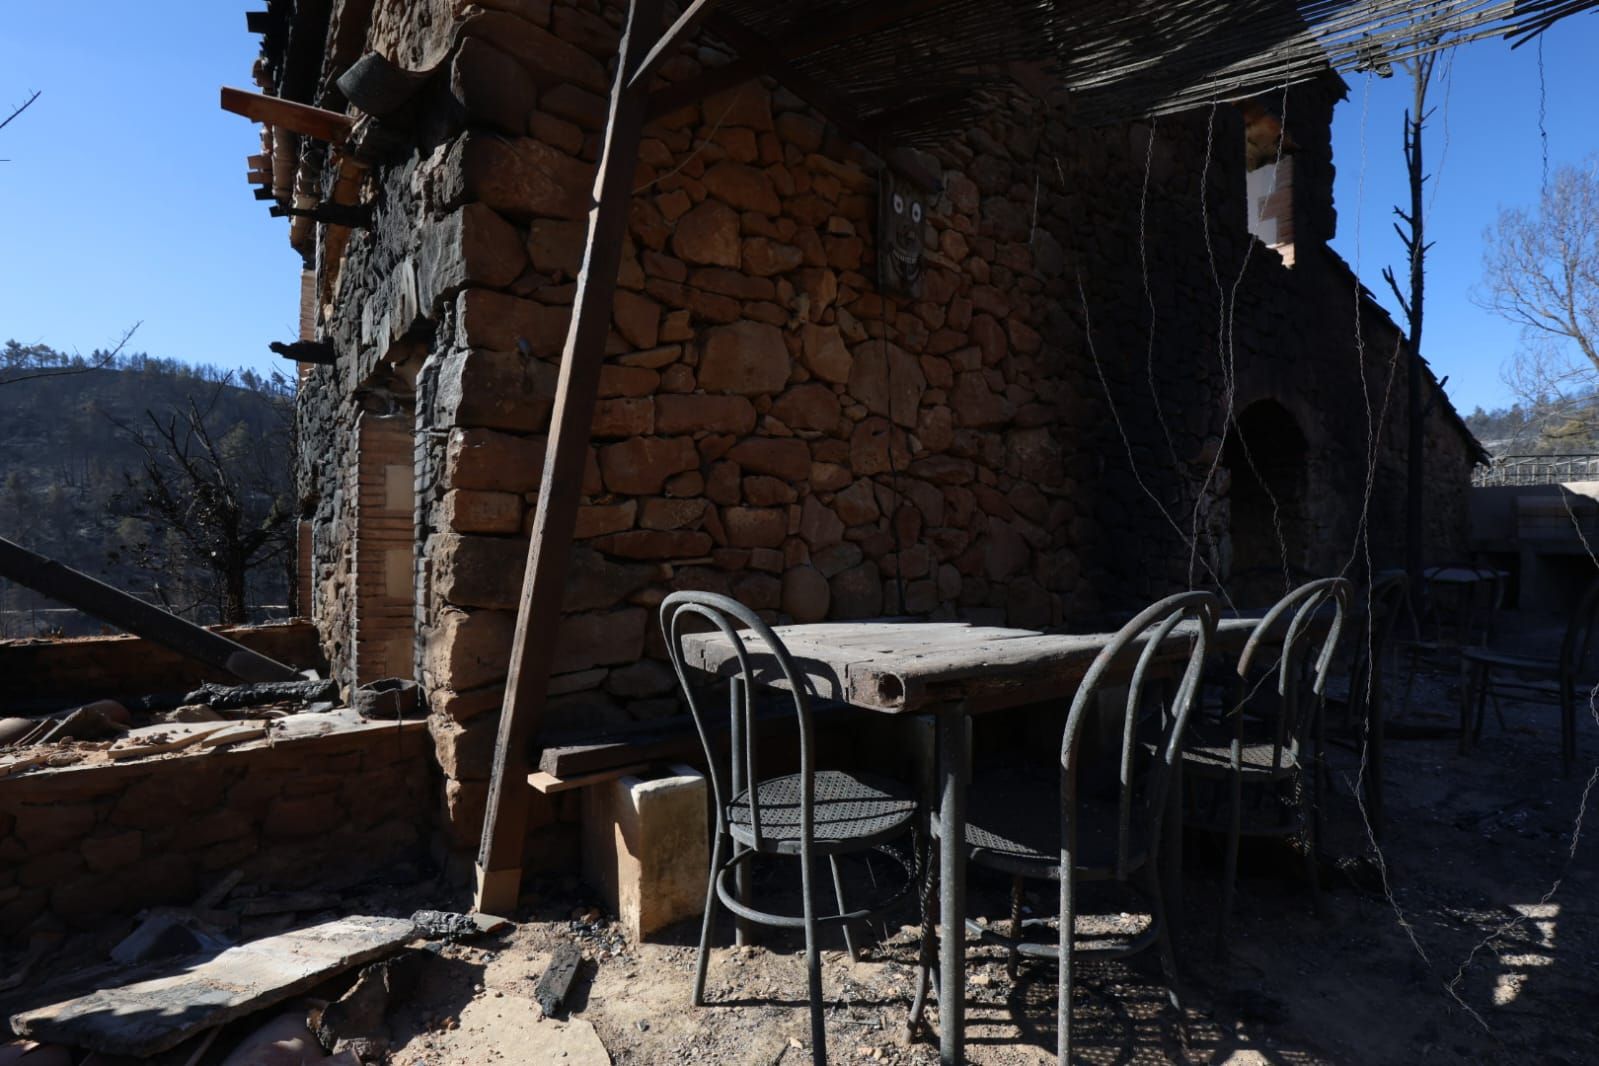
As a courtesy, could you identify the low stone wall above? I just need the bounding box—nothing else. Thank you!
[0,719,434,943]
[2,622,324,710]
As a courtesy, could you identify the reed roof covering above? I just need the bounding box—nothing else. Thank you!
[709,0,1596,139]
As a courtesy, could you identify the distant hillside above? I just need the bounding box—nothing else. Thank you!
[0,343,294,636]
[1464,392,1599,457]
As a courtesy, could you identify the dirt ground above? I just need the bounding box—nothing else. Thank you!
[377,622,1598,1066]
[6,618,1596,1065]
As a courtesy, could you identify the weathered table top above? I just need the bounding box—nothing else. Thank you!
[681,617,1267,716]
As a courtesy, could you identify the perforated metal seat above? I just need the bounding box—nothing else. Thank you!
[1181,718,1302,777]
[729,770,917,855]
[937,772,1150,881]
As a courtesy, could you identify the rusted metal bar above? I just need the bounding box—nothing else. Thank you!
[0,536,301,684]
[473,0,671,915]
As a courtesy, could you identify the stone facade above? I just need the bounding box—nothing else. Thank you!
[267,2,1481,853]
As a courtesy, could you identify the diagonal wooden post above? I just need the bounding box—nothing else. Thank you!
[473,0,670,914]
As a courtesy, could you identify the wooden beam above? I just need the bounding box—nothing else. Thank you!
[474,0,665,915]
[220,87,353,144]
[0,537,302,684]
[626,0,721,92]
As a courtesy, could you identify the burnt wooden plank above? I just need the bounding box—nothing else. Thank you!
[0,537,301,684]
[534,943,584,1018]
[475,0,665,915]
[9,915,416,1057]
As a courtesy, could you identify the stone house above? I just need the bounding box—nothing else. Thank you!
[243,0,1483,863]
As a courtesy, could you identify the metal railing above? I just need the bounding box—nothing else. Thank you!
[1473,453,1599,487]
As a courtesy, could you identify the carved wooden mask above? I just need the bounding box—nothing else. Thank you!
[877,169,926,299]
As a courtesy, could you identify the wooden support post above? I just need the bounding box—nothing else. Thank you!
[0,537,302,683]
[474,0,677,914]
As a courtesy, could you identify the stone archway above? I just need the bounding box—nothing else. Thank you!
[1225,399,1312,604]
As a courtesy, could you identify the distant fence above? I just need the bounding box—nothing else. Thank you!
[1473,454,1599,487]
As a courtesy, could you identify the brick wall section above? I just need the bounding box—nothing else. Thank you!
[0,721,434,942]
[287,3,1480,853]
[354,413,416,685]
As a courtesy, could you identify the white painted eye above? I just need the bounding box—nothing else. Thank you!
[892,193,905,215]
[911,201,923,223]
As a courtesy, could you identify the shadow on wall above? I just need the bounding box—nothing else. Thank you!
[1225,400,1311,607]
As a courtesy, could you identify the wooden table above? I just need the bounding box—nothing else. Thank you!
[682,616,1269,1065]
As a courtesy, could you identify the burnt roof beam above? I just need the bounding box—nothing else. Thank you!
[626,0,723,91]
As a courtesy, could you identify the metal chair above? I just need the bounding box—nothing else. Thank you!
[1180,577,1349,956]
[660,591,920,1066]
[1459,576,1599,778]
[909,590,1219,1063]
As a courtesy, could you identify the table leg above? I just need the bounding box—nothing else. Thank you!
[938,710,968,1065]
[1164,750,1184,944]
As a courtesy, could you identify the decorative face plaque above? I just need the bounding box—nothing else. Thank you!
[877,169,926,298]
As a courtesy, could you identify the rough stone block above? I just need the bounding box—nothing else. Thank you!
[433,532,528,610]
[418,204,528,314]
[597,436,698,494]
[654,394,757,435]
[581,766,709,941]
[436,348,555,432]
[451,36,537,136]
[442,489,524,535]
[459,132,593,221]
[425,608,517,692]
[446,428,545,494]
[554,609,647,673]
[698,321,790,395]
[454,288,570,356]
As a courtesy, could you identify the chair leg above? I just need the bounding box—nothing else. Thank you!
[828,855,860,962]
[1006,875,1024,981]
[907,839,937,1038]
[799,853,826,1065]
[1145,867,1187,1047]
[734,844,753,947]
[1459,660,1476,754]
[1057,867,1075,1065]
[693,830,726,1007]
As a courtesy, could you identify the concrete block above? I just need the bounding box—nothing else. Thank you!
[581,764,708,941]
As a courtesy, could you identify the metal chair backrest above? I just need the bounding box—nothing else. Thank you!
[1349,571,1408,723]
[1234,577,1351,773]
[1559,576,1599,693]
[660,591,815,854]
[1060,591,1220,881]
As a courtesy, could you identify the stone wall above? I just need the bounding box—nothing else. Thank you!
[0,720,433,943]
[283,0,1481,854]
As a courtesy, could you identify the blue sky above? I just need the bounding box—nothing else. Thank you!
[0,8,1595,414]
[1329,20,1599,416]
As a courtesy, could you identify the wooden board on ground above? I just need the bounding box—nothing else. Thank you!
[9,915,416,1057]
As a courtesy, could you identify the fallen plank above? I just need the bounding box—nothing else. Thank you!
[9,915,416,1057]
[0,537,301,684]
[107,727,227,761]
